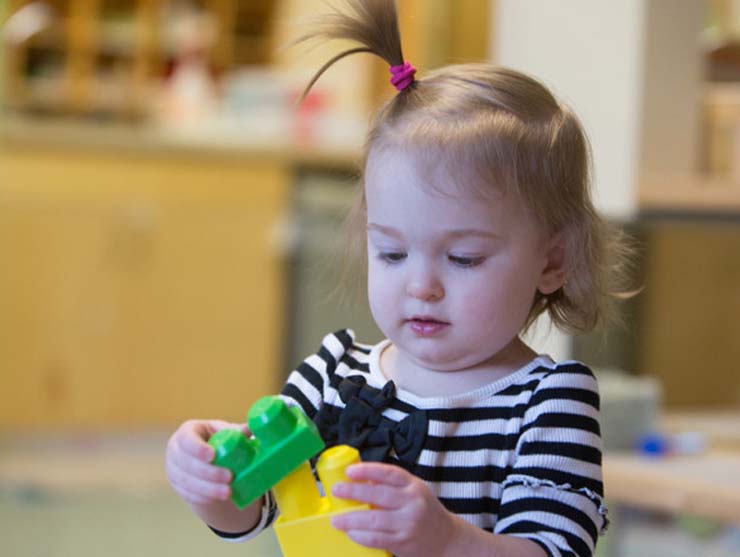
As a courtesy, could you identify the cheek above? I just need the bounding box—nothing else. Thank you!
[463,290,503,327]
[460,273,534,323]
[366,265,393,316]
[457,277,498,321]
[367,259,384,293]
[367,274,400,340]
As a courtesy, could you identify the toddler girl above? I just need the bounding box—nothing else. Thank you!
[166,1,629,555]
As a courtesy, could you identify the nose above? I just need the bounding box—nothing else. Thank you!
[405,266,444,302]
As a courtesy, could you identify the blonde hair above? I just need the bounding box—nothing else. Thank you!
[300,0,632,335]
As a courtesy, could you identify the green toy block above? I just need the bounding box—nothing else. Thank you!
[208,396,325,509]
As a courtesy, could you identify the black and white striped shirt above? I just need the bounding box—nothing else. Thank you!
[221,329,608,557]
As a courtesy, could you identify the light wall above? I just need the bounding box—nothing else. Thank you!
[494,0,702,219]
[493,0,703,361]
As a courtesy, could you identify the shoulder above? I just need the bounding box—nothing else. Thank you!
[525,360,601,412]
[315,329,374,375]
[532,360,599,391]
[515,361,603,455]
[281,329,376,416]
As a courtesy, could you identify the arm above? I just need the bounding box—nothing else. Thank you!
[445,515,547,557]
[166,331,349,538]
[165,420,272,537]
[166,331,350,539]
[188,496,265,535]
[330,462,546,557]
[493,364,609,556]
[330,365,607,557]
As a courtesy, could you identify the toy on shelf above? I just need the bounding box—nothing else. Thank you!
[208,396,325,509]
[273,444,390,557]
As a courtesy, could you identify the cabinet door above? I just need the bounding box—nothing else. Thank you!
[0,147,289,427]
[638,220,740,407]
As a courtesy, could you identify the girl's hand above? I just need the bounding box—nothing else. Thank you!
[165,419,248,507]
[330,462,458,557]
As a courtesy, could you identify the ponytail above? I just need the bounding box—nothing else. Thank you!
[296,0,407,100]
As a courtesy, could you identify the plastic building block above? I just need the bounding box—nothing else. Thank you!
[273,445,391,557]
[208,396,325,509]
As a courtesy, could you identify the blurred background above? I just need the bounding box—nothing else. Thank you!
[1,1,739,556]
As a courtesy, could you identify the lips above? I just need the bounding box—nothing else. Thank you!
[405,316,450,336]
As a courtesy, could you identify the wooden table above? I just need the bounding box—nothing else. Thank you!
[603,410,740,525]
[604,450,740,525]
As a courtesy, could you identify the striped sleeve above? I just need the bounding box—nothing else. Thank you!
[279,329,355,419]
[494,363,609,557]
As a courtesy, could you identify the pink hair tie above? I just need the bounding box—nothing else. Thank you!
[389,61,417,91]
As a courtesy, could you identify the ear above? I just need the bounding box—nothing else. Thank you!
[537,231,568,295]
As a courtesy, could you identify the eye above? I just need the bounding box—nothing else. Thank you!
[378,251,407,264]
[448,254,485,268]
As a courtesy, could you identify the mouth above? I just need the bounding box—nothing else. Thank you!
[405,316,450,336]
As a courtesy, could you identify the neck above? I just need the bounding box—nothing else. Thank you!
[380,338,538,398]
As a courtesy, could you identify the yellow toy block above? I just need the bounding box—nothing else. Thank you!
[273,445,391,557]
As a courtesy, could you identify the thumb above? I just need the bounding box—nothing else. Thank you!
[208,419,250,436]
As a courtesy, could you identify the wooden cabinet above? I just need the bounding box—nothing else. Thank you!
[0,145,290,428]
[573,216,740,409]
[637,219,740,407]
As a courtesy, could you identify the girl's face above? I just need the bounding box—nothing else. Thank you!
[364,148,565,373]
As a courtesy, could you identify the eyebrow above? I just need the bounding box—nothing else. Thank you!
[367,223,501,239]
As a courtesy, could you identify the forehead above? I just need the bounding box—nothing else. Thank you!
[366,145,482,193]
[364,147,525,228]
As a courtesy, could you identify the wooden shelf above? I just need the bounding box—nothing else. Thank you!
[640,174,740,213]
[3,0,275,119]
[0,114,364,169]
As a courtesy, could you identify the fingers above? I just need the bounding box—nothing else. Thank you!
[167,460,231,504]
[174,446,232,483]
[331,509,396,534]
[332,463,414,509]
[346,462,411,487]
[165,419,247,505]
[328,463,451,556]
[177,419,248,461]
[210,420,251,435]
[344,529,399,551]
[331,510,405,552]
[176,421,216,461]
[166,441,232,499]
[177,484,220,506]
[332,479,403,510]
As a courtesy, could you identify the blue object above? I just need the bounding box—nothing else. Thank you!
[637,432,669,456]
